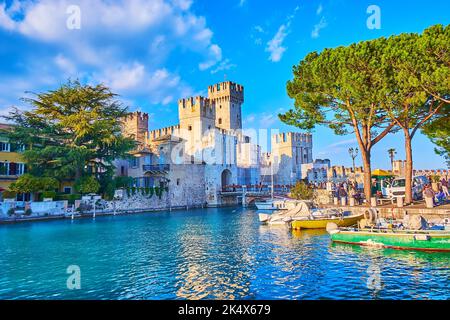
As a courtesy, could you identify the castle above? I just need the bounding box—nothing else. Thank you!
[117,80,314,207]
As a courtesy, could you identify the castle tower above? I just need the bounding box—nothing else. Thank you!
[178,96,216,135]
[270,132,313,184]
[207,81,244,131]
[122,111,149,144]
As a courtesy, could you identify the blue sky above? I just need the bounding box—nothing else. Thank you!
[0,0,449,169]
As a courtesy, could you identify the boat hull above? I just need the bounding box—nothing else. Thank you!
[255,202,277,210]
[291,214,363,230]
[330,230,450,252]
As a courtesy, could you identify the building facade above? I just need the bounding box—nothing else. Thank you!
[261,132,313,185]
[0,124,27,200]
[118,81,262,207]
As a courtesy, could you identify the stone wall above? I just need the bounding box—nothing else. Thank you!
[105,164,209,211]
[105,191,172,211]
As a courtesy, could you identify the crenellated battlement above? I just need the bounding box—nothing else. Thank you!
[122,111,149,144]
[123,111,149,123]
[208,81,244,104]
[272,132,312,146]
[147,124,181,142]
[178,96,216,120]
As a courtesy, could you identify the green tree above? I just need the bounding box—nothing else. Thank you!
[9,174,58,199]
[280,39,396,201]
[381,25,450,203]
[290,181,315,200]
[3,80,136,184]
[422,105,450,168]
[74,176,100,194]
[387,148,396,170]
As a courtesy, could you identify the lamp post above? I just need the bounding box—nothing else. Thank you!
[348,147,359,182]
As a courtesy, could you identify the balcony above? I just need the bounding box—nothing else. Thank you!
[142,164,170,174]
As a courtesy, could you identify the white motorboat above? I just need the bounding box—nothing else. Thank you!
[255,197,292,210]
[258,200,349,227]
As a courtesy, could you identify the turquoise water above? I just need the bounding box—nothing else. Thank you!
[0,207,449,300]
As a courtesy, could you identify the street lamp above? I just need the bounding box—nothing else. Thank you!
[348,147,359,182]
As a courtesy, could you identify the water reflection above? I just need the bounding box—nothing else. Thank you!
[0,208,448,300]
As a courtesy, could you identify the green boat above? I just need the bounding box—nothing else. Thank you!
[327,227,450,252]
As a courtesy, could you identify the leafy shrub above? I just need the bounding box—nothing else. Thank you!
[430,175,441,183]
[74,176,100,194]
[290,181,315,200]
[2,191,17,199]
[42,191,57,200]
[56,193,81,204]
[9,174,57,194]
[7,208,15,216]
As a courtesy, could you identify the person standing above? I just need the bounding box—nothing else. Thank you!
[423,184,436,206]
[441,177,449,198]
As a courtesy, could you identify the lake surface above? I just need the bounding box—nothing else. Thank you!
[0,207,449,300]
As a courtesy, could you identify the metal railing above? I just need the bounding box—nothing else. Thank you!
[142,164,170,172]
[221,185,294,193]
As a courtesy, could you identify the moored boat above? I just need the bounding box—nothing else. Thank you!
[258,200,359,228]
[291,213,363,230]
[255,197,293,210]
[327,225,450,252]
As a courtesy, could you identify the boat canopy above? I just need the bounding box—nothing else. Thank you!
[371,169,394,176]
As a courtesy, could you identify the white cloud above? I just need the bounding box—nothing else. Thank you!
[316,138,358,156]
[0,3,17,30]
[93,64,191,106]
[0,0,225,108]
[199,44,222,71]
[311,16,327,38]
[244,108,285,128]
[172,0,193,11]
[102,63,146,91]
[244,114,256,124]
[254,25,264,33]
[54,54,77,75]
[210,59,236,74]
[0,0,223,71]
[266,25,288,62]
[316,4,323,15]
[251,25,264,45]
[265,6,299,62]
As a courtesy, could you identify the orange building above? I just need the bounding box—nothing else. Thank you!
[0,123,27,199]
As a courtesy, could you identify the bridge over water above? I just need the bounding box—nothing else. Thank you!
[220,185,292,207]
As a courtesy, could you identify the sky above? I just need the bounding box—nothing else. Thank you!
[0,0,449,170]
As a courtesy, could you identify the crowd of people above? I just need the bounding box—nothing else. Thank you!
[307,175,450,207]
[422,177,450,206]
